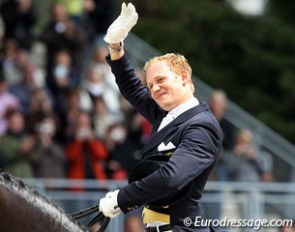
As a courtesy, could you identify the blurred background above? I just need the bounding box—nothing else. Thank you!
[0,0,294,231]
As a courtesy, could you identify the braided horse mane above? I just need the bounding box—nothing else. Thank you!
[0,171,86,232]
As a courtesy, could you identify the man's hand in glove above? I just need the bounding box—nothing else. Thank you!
[99,190,121,218]
[104,2,138,44]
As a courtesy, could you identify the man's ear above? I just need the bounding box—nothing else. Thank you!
[180,70,190,85]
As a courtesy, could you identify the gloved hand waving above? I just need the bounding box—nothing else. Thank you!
[104,2,138,44]
[99,190,121,218]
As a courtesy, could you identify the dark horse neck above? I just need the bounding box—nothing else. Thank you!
[0,172,86,232]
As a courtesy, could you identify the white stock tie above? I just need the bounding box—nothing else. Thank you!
[157,114,175,131]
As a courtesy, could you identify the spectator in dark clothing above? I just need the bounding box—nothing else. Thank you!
[209,90,236,151]
[47,49,80,117]
[0,73,20,135]
[8,49,35,113]
[51,49,80,89]
[24,87,56,136]
[34,115,67,178]
[59,87,92,144]
[104,122,142,180]
[42,2,86,74]
[209,89,237,181]
[1,39,22,85]
[82,0,117,42]
[0,0,37,51]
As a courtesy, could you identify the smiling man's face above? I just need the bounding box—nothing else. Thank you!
[146,61,192,111]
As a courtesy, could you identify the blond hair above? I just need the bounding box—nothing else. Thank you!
[143,53,195,92]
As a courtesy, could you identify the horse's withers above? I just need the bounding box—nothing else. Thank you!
[0,172,86,232]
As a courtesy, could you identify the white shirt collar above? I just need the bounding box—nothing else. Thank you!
[168,97,199,118]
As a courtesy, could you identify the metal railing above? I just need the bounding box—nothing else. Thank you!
[23,178,295,232]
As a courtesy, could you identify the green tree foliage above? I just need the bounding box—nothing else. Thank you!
[132,0,295,143]
[267,0,295,24]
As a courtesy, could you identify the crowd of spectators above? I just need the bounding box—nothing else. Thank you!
[0,0,149,182]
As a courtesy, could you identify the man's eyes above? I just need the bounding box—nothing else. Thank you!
[147,77,167,89]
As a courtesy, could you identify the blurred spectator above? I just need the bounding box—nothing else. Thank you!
[92,96,118,140]
[1,39,22,85]
[59,87,92,143]
[209,89,236,151]
[25,87,55,136]
[0,0,37,51]
[58,0,84,23]
[0,15,4,48]
[84,62,121,119]
[224,129,272,182]
[48,49,80,115]
[81,0,117,42]
[65,111,108,180]
[224,129,273,222]
[126,109,152,147]
[0,74,20,135]
[34,115,66,178]
[46,50,80,95]
[9,49,53,114]
[42,2,86,74]
[0,110,37,177]
[209,89,237,181]
[87,44,121,112]
[104,122,142,180]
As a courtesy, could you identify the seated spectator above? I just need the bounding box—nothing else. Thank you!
[0,74,20,135]
[209,89,236,151]
[42,1,86,75]
[89,44,120,97]
[46,49,81,126]
[92,96,118,140]
[0,0,37,51]
[1,39,22,85]
[25,87,55,136]
[9,49,53,114]
[65,111,108,181]
[225,129,270,182]
[57,0,84,23]
[0,110,37,177]
[34,115,67,178]
[47,49,80,93]
[84,62,121,120]
[126,109,152,147]
[81,0,117,42]
[209,89,237,181]
[104,122,142,180]
[59,87,92,143]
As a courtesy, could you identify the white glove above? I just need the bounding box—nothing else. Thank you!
[104,2,138,44]
[99,190,121,218]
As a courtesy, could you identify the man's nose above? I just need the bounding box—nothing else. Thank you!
[151,84,160,92]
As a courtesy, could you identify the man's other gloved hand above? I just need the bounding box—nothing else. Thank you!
[104,2,138,44]
[99,190,121,218]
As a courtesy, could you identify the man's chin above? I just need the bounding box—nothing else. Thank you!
[158,102,173,111]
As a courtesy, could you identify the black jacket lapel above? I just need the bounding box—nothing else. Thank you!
[141,102,209,155]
